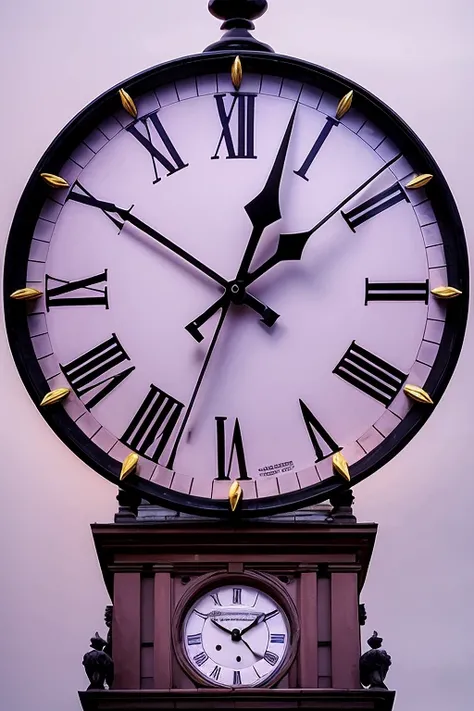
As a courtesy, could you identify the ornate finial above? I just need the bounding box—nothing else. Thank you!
[205,0,274,53]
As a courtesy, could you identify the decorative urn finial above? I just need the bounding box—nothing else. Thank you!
[205,0,274,53]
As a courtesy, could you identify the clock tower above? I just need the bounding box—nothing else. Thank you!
[3,1,467,708]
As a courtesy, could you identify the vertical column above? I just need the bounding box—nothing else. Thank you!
[112,570,142,689]
[153,568,172,688]
[330,567,360,688]
[298,569,318,687]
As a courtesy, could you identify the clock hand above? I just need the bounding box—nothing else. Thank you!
[185,103,298,338]
[211,619,233,636]
[69,184,278,327]
[166,300,230,469]
[236,100,299,280]
[239,613,265,636]
[239,636,264,659]
[245,152,403,285]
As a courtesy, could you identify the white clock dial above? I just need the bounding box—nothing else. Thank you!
[6,53,467,515]
[182,584,290,687]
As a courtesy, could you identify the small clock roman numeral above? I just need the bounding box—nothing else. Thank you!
[264,651,279,666]
[127,111,189,184]
[233,670,242,685]
[45,271,109,310]
[299,399,341,462]
[212,93,257,160]
[121,384,184,462]
[193,652,208,667]
[215,417,251,480]
[341,183,409,231]
[270,634,285,644]
[232,588,242,604]
[294,116,339,181]
[61,334,134,410]
[334,341,407,406]
[365,279,429,304]
[210,592,222,606]
[187,634,202,646]
[209,665,221,680]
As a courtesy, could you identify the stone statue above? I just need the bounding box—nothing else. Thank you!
[83,633,114,690]
[360,631,392,689]
[103,605,113,658]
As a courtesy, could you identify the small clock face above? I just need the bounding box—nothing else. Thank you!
[4,53,468,515]
[182,584,290,687]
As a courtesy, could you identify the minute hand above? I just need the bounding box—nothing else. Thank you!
[236,101,299,280]
[245,152,403,285]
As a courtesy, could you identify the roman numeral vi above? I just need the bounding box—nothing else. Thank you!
[299,400,341,462]
[215,417,251,480]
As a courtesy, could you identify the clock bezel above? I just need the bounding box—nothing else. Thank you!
[172,570,299,688]
[3,50,469,517]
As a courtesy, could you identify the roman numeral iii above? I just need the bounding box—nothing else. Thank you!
[61,334,134,409]
[365,279,429,304]
[127,111,188,183]
[334,341,407,406]
[215,417,250,480]
[121,384,184,462]
[299,399,341,462]
[212,93,257,160]
[341,183,409,231]
[45,271,109,310]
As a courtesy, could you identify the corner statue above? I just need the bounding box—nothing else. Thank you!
[360,631,392,690]
[82,633,114,690]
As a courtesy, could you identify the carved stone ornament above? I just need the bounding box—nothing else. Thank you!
[82,607,114,690]
[360,631,392,690]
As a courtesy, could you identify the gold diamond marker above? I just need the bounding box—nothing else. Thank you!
[120,452,139,481]
[332,451,350,481]
[40,388,70,407]
[405,174,433,190]
[229,480,243,512]
[118,88,138,119]
[336,90,353,120]
[231,56,243,90]
[10,288,43,301]
[40,173,69,189]
[431,286,462,300]
[404,384,434,405]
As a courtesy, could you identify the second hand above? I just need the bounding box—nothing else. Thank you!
[166,299,231,469]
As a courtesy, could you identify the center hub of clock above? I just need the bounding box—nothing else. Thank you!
[228,280,246,304]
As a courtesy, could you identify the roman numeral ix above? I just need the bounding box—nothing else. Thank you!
[45,271,108,310]
[215,417,250,480]
[365,279,429,304]
[299,399,341,462]
[341,183,409,231]
[127,111,188,183]
[212,93,257,160]
[121,384,185,463]
[61,334,134,410]
[334,341,407,406]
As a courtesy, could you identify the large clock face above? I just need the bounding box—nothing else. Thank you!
[4,53,468,516]
[182,584,290,687]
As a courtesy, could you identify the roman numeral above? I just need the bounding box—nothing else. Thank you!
[45,271,108,310]
[210,593,222,606]
[127,111,188,183]
[232,588,242,605]
[121,385,184,462]
[270,634,285,644]
[68,182,126,231]
[264,651,279,666]
[233,670,242,685]
[193,652,208,667]
[212,93,257,160]
[215,417,251,480]
[365,279,429,304]
[209,665,221,681]
[193,610,207,620]
[299,400,341,462]
[341,183,409,231]
[333,341,407,406]
[294,116,339,181]
[61,334,134,410]
[187,633,202,646]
